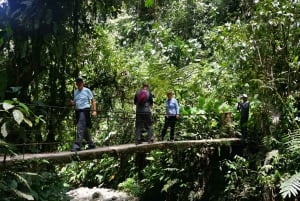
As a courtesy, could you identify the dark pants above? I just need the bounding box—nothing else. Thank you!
[161,116,177,140]
[135,112,153,142]
[73,111,94,149]
[240,120,248,140]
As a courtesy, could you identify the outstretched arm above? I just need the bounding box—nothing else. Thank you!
[175,99,180,119]
[91,99,97,116]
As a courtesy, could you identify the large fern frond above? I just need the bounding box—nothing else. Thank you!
[283,129,300,152]
[162,178,180,192]
[280,173,300,199]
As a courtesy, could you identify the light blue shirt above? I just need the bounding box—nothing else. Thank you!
[165,98,179,116]
[74,87,94,109]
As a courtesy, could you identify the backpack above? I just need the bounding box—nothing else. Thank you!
[137,90,148,105]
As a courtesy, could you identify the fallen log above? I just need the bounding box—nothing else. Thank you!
[0,138,241,167]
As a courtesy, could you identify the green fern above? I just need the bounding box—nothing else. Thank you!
[280,173,300,198]
[162,178,179,192]
[284,129,300,152]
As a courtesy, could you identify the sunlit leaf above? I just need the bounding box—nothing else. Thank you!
[109,174,115,181]
[23,118,33,127]
[12,189,34,200]
[13,109,24,125]
[146,156,154,161]
[1,122,8,138]
[162,179,179,192]
[145,0,154,8]
[3,102,14,110]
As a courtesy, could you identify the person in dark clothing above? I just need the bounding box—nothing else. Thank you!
[160,91,180,141]
[237,94,250,140]
[70,77,97,151]
[134,83,154,144]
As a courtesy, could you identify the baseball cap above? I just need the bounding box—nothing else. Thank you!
[75,76,83,82]
[242,94,248,98]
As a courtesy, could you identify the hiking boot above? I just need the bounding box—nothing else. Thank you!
[71,147,81,152]
[71,143,81,152]
[135,140,142,145]
[86,144,96,150]
[148,139,154,144]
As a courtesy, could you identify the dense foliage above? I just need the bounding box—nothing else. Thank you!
[0,0,300,200]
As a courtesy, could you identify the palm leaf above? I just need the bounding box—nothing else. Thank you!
[280,173,300,198]
[7,171,32,192]
[12,189,34,200]
[284,129,300,152]
[162,178,179,192]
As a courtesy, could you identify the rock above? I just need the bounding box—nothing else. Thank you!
[66,187,136,201]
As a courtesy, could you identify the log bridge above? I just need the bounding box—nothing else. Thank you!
[0,138,241,167]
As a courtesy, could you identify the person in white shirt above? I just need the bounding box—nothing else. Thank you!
[70,77,97,151]
[160,91,180,141]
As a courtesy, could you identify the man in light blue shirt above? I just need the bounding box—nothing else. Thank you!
[160,91,180,141]
[70,77,97,151]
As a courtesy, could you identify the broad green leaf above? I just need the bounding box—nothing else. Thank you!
[1,122,8,138]
[18,102,30,115]
[23,118,33,127]
[13,109,24,125]
[12,189,34,200]
[145,0,154,8]
[3,102,14,110]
